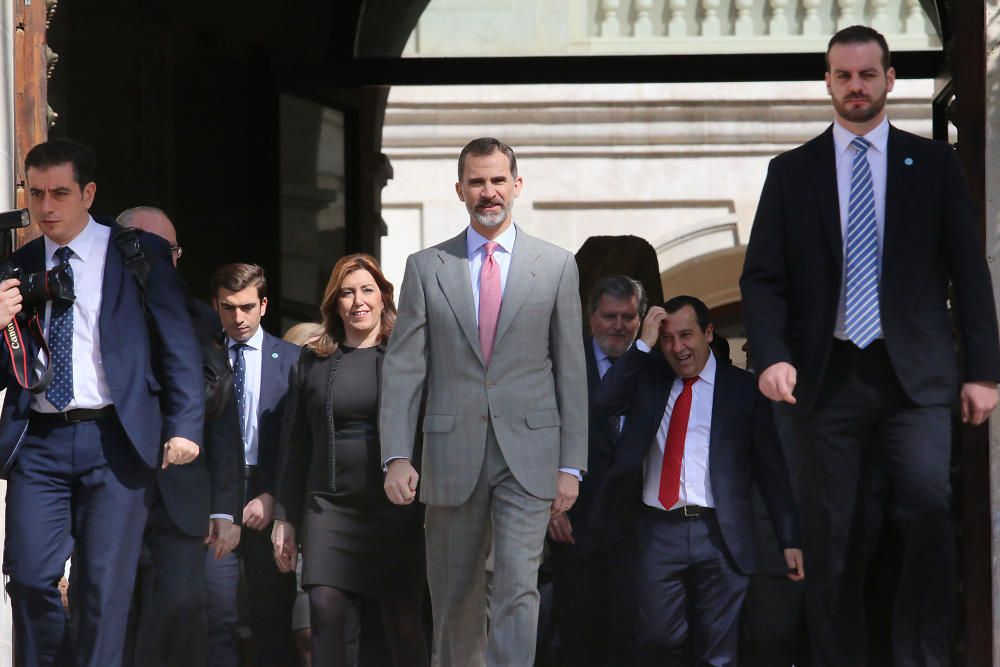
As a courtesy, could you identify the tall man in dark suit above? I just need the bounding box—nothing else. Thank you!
[592,295,802,666]
[117,207,243,667]
[0,139,204,666]
[740,26,1000,666]
[204,263,299,667]
[548,274,645,666]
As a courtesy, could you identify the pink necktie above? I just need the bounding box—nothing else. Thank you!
[478,241,501,366]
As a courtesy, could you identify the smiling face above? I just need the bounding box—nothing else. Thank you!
[215,285,267,343]
[26,162,95,246]
[455,150,523,236]
[336,268,384,344]
[659,304,714,379]
[825,40,895,134]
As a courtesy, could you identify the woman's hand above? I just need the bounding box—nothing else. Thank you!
[272,519,298,573]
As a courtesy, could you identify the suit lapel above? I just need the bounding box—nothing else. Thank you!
[99,225,124,339]
[806,126,843,270]
[493,226,539,348]
[435,230,485,366]
[883,125,911,272]
[258,331,277,415]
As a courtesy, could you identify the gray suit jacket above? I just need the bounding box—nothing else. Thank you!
[380,225,588,506]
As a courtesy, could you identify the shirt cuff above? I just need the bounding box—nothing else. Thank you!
[559,467,582,480]
[383,456,409,472]
[635,339,652,353]
[209,514,234,523]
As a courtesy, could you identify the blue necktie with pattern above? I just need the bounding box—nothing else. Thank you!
[844,136,883,349]
[46,246,74,410]
[45,246,73,411]
[232,342,247,441]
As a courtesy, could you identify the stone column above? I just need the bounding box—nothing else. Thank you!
[989,2,1000,663]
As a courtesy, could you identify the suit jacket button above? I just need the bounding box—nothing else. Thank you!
[481,415,488,422]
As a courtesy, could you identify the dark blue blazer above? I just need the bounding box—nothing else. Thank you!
[590,343,799,575]
[253,330,301,497]
[551,337,620,557]
[741,125,1000,413]
[0,221,204,473]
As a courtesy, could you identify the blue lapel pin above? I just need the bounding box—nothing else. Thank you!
[272,352,279,358]
[904,157,913,166]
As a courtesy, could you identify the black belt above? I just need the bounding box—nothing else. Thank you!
[31,406,116,424]
[243,465,258,479]
[646,504,714,519]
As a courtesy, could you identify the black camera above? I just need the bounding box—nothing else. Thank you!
[0,208,75,316]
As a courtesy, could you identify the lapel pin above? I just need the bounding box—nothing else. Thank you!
[904,157,914,166]
[272,352,279,359]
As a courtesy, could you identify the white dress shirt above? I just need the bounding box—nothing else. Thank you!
[33,218,113,412]
[228,325,264,466]
[833,115,889,339]
[641,349,717,511]
[466,223,516,324]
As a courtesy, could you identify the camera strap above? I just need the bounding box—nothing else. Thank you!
[3,313,53,393]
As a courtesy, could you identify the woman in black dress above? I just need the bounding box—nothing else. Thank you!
[272,254,428,667]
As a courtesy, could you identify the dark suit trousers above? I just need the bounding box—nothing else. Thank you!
[796,340,954,667]
[634,507,747,667]
[4,414,151,667]
[124,489,208,667]
[550,532,637,666]
[204,473,297,667]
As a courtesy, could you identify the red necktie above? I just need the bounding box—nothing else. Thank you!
[478,241,501,366]
[658,376,699,509]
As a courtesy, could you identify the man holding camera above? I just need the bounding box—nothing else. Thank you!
[0,139,204,667]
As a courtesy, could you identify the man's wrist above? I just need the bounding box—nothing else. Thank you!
[635,339,652,353]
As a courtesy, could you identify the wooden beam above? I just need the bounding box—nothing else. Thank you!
[13,0,53,246]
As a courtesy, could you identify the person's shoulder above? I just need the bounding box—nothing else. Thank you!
[515,228,573,260]
[889,125,950,157]
[770,128,832,168]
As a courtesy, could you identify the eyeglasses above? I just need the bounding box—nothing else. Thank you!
[170,245,183,260]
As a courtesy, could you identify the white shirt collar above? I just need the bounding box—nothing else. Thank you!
[689,349,717,387]
[466,223,517,259]
[833,115,889,157]
[44,216,102,264]
[228,325,264,352]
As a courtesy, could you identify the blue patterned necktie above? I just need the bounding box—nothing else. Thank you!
[844,136,882,349]
[232,342,247,441]
[46,246,74,410]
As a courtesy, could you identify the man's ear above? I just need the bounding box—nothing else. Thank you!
[260,296,269,317]
[82,182,96,209]
[455,181,465,202]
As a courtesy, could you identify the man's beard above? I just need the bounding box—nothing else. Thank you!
[833,89,887,124]
[470,198,512,227]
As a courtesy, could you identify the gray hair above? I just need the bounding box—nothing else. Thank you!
[587,275,648,317]
[116,205,167,226]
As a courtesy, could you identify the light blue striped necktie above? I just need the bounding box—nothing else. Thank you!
[844,136,882,349]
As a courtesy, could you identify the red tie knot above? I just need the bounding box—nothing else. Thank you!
[682,376,699,389]
[483,241,499,257]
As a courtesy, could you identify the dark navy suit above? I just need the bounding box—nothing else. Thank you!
[126,296,244,667]
[592,344,798,665]
[0,220,203,667]
[549,337,636,666]
[204,328,300,667]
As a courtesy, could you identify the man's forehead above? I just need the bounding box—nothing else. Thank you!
[462,153,512,180]
[26,164,78,187]
[597,294,638,312]
[217,289,260,305]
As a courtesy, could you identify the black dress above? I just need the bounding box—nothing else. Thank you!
[276,344,424,596]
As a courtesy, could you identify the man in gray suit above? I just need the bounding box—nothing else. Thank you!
[381,137,588,666]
